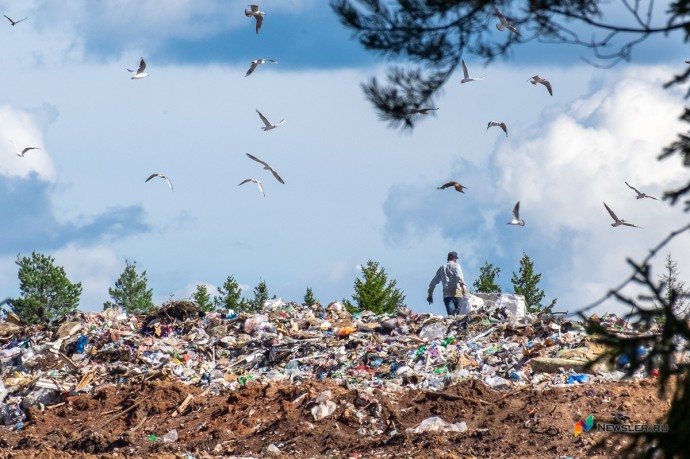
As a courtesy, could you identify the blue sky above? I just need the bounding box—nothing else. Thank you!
[0,0,688,317]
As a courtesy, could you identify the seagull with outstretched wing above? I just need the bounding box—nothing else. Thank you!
[529,75,553,96]
[625,181,658,200]
[245,58,277,77]
[4,15,27,26]
[238,178,265,197]
[603,202,640,228]
[245,5,265,34]
[256,109,285,131]
[10,139,39,157]
[145,173,174,191]
[493,6,520,36]
[487,121,508,136]
[461,58,484,83]
[507,201,525,226]
[246,153,284,184]
[437,181,468,193]
[127,58,148,79]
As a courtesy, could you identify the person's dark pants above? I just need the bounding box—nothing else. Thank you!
[443,297,459,315]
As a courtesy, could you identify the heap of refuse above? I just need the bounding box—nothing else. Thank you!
[0,293,673,427]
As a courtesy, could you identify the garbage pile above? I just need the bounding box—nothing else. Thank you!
[0,294,665,428]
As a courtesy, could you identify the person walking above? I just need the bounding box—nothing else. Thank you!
[427,251,469,316]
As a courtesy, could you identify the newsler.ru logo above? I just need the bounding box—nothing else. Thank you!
[574,414,668,436]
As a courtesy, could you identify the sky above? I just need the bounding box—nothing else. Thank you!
[0,0,688,318]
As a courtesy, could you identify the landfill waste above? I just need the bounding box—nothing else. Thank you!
[0,403,26,425]
[567,373,591,384]
[407,416,468,433]
[162,428,178,443]
[0,293,676,455]
[0,298,667,400]
[311,390,338,420]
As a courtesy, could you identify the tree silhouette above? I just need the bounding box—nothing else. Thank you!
[331,0,690,130]
[580,223,690,457]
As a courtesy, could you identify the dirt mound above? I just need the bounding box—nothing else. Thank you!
[0,377,671,458]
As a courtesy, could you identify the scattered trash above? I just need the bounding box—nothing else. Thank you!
[162,428,178,443]
[567,374,591,384]
[0,294,660,431]
[407,416,468,433]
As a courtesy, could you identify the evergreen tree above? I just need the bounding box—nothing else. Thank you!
[192,284,214,313]
[303,287,316,306]
[247,279,270,313]
[510,252,556,313]
[658,253,689,319]
[9,251,83,325]
[104,260,153,314]
[472,261,502,294]
[346,260,406,314]
[214,275,245,311]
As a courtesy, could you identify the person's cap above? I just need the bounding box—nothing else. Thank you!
[448,251,458,259]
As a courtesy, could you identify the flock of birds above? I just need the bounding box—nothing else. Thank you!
[8,5,286,199]
[424,6,659,230]
[110,5,283,198]
[7,5,663,222]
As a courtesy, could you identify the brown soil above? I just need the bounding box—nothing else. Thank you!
[0,377,672,459]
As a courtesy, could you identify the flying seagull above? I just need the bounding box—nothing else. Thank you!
[507,201,525,226]
[492,6,520,36]
[127,58,148,79]
[145,173,174,191]
[238,178,265,197]
[603,202,640,228]
[461,58,484,83]
[487,121,508,136]
[4,15,27,26]
[408,107,439,115]
[10,139,39,157]
[625,181,659,200]
[246,153,284,184]
[245,4,265,34]
[437,181,468,193]
[529,75,553,96]
[245,59,277,77]
[256,109,285,131]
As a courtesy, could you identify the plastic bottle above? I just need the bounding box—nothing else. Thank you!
[441,336,455,347]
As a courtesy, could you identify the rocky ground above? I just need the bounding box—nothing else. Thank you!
[0,376,674,459]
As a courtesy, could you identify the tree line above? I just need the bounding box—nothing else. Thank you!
[3,250,563,324]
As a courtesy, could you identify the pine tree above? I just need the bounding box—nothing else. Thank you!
[104,260,153,314]
[303,287,316,307]
[9,251,83,325]
[511,252,556,313]
[472,261,502,293]
[214,275,246,312]
[658,253,689,320]
[247,279,270,313]
[346,260,406,314]
[192,284,214,313]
